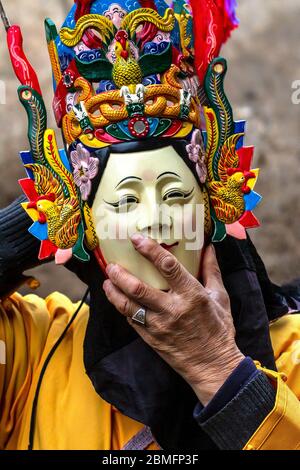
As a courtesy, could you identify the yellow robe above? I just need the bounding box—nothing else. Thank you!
[0,292,300,450]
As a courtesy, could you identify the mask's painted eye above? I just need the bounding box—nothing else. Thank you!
[163,191,185,200]
[163,188,194,202]
[119,195,138,207]
[105,195,139,211]
[21,89,32,101]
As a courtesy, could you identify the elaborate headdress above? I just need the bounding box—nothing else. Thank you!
[2,0,261,266]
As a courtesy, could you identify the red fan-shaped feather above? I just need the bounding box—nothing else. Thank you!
[189,0,239,84]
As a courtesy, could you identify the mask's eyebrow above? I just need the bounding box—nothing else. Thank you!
[156,172,181,181]
[115,176,142,189]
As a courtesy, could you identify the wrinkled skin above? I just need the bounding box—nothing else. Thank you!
[103,234,244,406]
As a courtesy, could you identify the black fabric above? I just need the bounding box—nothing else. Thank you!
[214,236,278,370]
[246,237,291,320]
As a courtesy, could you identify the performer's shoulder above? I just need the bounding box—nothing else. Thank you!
[270,312,300,346]
[270,313,300,397]
[3,291,89,330]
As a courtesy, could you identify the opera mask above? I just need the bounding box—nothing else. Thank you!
[13,0,261,288]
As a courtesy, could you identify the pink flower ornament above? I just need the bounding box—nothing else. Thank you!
[186,129,208,184]
[71,143,99,201]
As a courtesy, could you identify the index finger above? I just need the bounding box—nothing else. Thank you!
[130,234,204,294]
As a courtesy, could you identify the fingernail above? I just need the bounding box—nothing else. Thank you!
[106,264,115,275]
[131,233,146,245]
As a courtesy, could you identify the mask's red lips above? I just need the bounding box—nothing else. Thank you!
[160,242,179,251]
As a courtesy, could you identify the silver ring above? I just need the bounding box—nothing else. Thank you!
[132,307,146,327]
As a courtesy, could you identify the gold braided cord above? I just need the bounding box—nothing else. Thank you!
[145,86,200,126]
[60,14,115,47]
[99,105,128,123]
[85,89,127,126]
[121,8,175,37]
[146,84,180,100]
[63,114,82,145]
[63,84,200,143]
[161,65,182,89]
[84,89,124,110]
[74,77,94,102]
[145,96,170,116]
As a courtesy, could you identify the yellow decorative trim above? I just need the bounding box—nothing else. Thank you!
[247,169,259,190]
[174,9,192,58]
[22,202,38,222]
[203,188,212,236]
[43,129,77,198]
[47,41,62,85]
[213,74,230,138]
[79,135,110,149]
[60,14,115,47]
[83,204,99,250]
[173,122,193,138]
[121,8,175,37]
[203,107,219,181]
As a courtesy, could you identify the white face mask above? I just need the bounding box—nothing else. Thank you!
[92,146,205,290]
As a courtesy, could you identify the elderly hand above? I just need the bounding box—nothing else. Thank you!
[103,234,245,406]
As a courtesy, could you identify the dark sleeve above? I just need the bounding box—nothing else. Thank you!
[194,360,276,449]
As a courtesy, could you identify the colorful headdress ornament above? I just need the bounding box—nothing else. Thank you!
[1,0,261,266]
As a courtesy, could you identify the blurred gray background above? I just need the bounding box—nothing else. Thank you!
[0,0,299,299]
